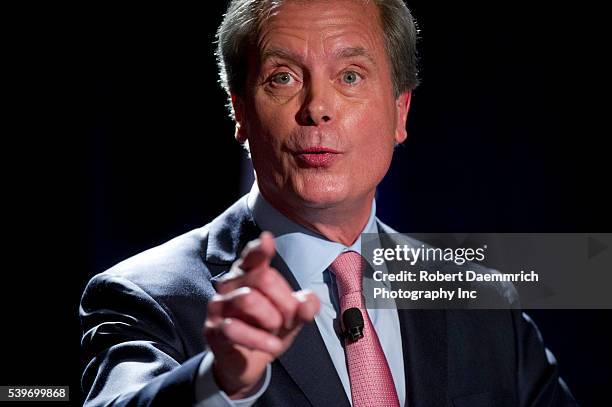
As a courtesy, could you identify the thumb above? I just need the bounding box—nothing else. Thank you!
[293,290,320,323]
[277,290,320,348]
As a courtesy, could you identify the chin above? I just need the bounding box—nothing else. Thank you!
[292,179,351,209]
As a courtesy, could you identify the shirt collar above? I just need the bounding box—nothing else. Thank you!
[246,182,379,290]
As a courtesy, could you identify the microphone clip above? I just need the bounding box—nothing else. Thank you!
[342,307,365,342]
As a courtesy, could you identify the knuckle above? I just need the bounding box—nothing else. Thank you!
[203,318,223,341]
[231,286,252,298]
[268,312,283,330]
[235,290,257,309]
[207,295,225,315]
[221,318,237,338]
[286,299,299,315]
[209,294,224,304]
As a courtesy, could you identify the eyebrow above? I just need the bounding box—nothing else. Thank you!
[334,46,377,66]
[261,46,377,66]
[261,48,304,64]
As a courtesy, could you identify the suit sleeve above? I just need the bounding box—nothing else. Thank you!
[79,271,256,406]
[512,310,578,406]
[80,272,205,406]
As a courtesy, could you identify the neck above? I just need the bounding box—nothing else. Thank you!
[261,189,375,246]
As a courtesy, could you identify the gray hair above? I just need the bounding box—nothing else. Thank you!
[215,0,419,119]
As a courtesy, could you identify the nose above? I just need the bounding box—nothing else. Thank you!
[298,75,333,126]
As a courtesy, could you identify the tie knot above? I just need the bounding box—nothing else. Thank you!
[329,251,364,296]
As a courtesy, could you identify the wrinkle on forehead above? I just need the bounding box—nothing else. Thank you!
[255,0,385,63]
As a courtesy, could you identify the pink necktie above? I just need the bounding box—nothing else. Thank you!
[330,251,400,407]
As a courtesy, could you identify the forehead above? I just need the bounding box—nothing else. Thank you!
[255,0,386,61]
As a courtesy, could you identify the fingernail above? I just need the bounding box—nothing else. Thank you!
[222,318,232,329]
[293,289,311,303]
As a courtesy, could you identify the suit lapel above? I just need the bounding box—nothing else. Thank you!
[377,224,449,407]
[206,196,261,268]
[206,196,350,406]
[271,254,351,407]
[397,309,448,407]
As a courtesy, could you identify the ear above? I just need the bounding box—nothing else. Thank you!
[231,93,248,144]
[394,91,412,144]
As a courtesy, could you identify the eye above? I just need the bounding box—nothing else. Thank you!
[270,72,295,85]
[342,70,362,85]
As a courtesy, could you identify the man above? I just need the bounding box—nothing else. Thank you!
[81,0,577,406]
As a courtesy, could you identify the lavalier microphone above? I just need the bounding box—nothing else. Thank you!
[342,307,364,342]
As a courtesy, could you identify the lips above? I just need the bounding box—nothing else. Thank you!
[294,146,341,168]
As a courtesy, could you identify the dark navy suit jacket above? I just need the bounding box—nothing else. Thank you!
[80,196,577,406]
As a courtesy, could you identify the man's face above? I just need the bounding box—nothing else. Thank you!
[234,0,411,213]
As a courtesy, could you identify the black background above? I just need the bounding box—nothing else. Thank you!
[3,1,609,405]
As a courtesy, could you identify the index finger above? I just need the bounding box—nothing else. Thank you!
[215,232,275,290]
[239,231,276,271]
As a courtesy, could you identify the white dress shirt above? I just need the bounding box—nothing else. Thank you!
[195,183,405,406]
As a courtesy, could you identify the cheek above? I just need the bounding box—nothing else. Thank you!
[347,101,397,155]
[342,101,397,185]
[248,101,291,152]
[246,98,300,184]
